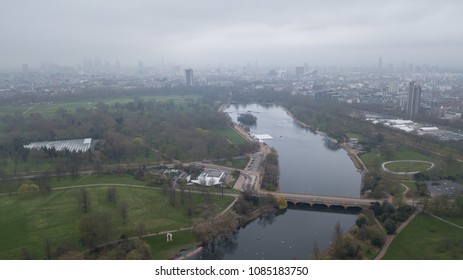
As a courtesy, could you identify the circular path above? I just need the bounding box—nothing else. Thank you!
[381,160,434,175]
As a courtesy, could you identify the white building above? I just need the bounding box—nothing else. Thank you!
[191,170,227,187]
[23,138,93,152]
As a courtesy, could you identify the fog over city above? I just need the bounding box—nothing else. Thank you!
[1,0,463,68]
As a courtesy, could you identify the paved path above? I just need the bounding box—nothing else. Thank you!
[427,213,463,230]
[277,192,378,207]
[375,210,419,260]
[382,160,435,175]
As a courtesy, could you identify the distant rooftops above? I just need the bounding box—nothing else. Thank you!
[23,138,93,152]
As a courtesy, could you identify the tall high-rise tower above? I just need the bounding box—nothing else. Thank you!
[407,81,421,118]
[185,68,194,86]
[138,60,144,75]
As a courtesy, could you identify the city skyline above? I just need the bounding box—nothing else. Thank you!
[1,0,463,69]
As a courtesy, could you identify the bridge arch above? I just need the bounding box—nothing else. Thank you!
[312,203,328,210]
[346,206,362,213]
[329,204,346,211]
[295,202,311,208]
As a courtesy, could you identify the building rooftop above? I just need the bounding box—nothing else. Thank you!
[24,138,93,152]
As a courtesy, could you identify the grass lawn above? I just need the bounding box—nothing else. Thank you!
[360,145,434,170]
[0,95,200,117]
[389,183,407,197]
[49,174,146,188]
[213,157,249,170]
[215,127,249,146]
[401,181,417,192]
[0,185,234,259]
[382,213,463,259]
[0,174,145,194]
[437,216,463,228]
[144,230,198,259]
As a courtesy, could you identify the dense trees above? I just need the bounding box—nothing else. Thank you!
[0,96,255,175]
[424,194,463,217]
[323,209,387,259]
[370,201,415,234]
[261,149,280,191]
[237,113,257,125]
[192,212,239,247]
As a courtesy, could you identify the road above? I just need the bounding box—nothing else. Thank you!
[277,192,378,207]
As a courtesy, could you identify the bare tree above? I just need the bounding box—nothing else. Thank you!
[20,248,33,260]
[331,222,345,259]
[180,182,185,205]
[79,188,91,213]
[79,212,113,249]
[118,200,129,224]
[187,187,193,216]
[193,212,238,245]
[43,238,52,260]
[135,222,146,237]
[106,187,117,203]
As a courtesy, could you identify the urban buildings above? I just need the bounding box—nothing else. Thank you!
[138,60,144,75]
[185,68,194,86]
[407,81,421,119]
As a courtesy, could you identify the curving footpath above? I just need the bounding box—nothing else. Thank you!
[375,210,419,260]
[381,160,434,175]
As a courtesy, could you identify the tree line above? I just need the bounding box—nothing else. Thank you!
[0,97,255,176]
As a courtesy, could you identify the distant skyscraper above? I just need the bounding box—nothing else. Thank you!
[138,60,144,75]
[407,81,421,119]
[22,64,29,74]
[378,57,382,69]
[295,66,304,78]
[185,68,194,86]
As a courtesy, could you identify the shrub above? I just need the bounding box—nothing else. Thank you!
[18,183,39,195]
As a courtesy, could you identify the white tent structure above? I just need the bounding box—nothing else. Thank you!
[24,138,93,152]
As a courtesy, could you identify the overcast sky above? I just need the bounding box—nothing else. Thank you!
[1,0,462,68]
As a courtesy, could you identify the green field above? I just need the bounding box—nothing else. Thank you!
[0,185,234,259]
[436,216,463,228]
[48,174,146,188]
[215,127,249,146]
[384,161,433,173]
[360,145,433,170]
[401,181,417,192]
[382,213,463,259]
[0,174,146,194]
[144,230,198,259]
[0,94,200,117]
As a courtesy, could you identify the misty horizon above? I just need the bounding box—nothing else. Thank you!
[1,0,463,69]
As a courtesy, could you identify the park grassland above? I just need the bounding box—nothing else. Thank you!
[0,94,200,117]
[0,185,234,259]
[384,161,433,173]
[382,213,463,259]
[214,127,249,146]
[360,145,434,170]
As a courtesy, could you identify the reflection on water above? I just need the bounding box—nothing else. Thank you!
[225,103,361,197]
[196,209,356,260]
[323,137,341,151]
[198,103,361,260]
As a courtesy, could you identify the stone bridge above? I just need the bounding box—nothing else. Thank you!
[278,192,379,212]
